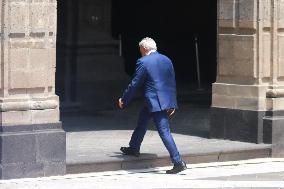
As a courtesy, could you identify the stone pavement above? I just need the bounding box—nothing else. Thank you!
[66,130,270,174]
[61,88,272,174]
[1,158,284,188]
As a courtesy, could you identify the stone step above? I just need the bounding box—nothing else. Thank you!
[66,146,271,174]
[66,131,271,174]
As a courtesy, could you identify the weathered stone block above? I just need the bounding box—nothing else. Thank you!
[279,0,284,29]
[212,83,229,96]
[219,35,255,78]
[212,94,234,109]
[46,4,56,31]
[279,35,284,77]
[10,70,28,89]
[262,33,271,77]
[210,108,226,139]
[210,107,265,143]
[219,0,236,28]
[1,132,36,164]
[47,49,56,88]
[29,48,49,88]
[0,0,64,180]
[49,48,56,68]
[31,109,59,124]
[262,0,271,28]
[232,36,256,77]
[47,69,55,88]
[214,83,256,97]
[1,110,32,125]
[0,163,44,180]
[238,0,257,29]
[269,98,284,111]
[218,35,234,76]
[226,84,266,98]
[0,123,66,179]
[9,2,27,34]
[10,48,28,70]
[30,4,46,32]
[43,162,66,177]
[212,83,267,111]
[30,49,49,70]
[28,71,47,88]
[36,130,66,162]
[263,115,284,157]
[234,97,265,111]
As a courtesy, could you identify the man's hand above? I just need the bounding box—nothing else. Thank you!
[166,108,176,116]
[118,98,124,109]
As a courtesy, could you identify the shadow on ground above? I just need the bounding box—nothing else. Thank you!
[61,84,212,138]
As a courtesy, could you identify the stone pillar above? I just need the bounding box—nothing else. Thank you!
[75,0,130,111]
[0,0,66,179]
[211,0,284,156]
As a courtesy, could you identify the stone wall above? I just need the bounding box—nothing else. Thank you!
[0,0,59,124]
[214,0,284,111]
[211,0,284,155]
[0,0,66,179]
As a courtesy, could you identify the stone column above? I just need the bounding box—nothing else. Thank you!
[0,0,66,179]
[211,0,284,156]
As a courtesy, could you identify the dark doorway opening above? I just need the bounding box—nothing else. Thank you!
[56,0,217,137]
[56,0,217,113]
[112,0,217,88]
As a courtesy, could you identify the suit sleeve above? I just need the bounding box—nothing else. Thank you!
[121,60,146,107]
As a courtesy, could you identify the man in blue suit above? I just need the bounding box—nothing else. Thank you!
[118,37,187,174]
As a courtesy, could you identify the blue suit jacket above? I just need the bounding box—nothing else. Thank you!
[122,51,178,112]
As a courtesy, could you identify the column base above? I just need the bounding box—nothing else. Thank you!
[263,111,284,157]
[210,107,265,143]
[0,122,66,180]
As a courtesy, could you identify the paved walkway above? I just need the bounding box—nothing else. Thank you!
[2,158,284,188]
[66,130,270,173]
[62,93,271,174]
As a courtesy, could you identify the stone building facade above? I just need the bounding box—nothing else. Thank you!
[0,0,283,179]
[211,0,284,156]
[0,0,65,179]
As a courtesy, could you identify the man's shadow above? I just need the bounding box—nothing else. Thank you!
[109,152,182,175]
[110,152,158,160]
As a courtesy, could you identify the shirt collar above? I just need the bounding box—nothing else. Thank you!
[146,49,157,56]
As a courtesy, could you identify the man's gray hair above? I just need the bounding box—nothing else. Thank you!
[139,37,157,51]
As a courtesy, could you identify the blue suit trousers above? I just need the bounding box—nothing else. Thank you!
[129,107,182,164]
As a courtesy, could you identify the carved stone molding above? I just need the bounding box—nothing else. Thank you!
[266,89,284,98]
[0,100,58,112]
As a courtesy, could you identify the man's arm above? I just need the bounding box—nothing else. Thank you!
[118,60,146,109]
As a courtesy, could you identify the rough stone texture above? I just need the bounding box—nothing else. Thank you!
[238,0,257,29]
[210,107,265,143]
[211,0,284,154]
[219,35,256,78]
[279,35,284,77]
[0,0,66,179]
[4,0,57,94]
[0,123,66,180]
[263,114,284,157]
[219,0,236,28]
[212,83,266,111]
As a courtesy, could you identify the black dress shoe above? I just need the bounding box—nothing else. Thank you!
[120,147,140,157]
[166,161,187,174]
